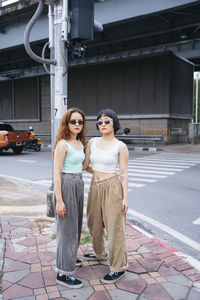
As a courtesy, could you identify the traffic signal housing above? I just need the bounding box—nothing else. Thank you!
[70,0,94,41]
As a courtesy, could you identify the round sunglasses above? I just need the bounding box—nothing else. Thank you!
[68,120,84,125]
[96,120,112,126]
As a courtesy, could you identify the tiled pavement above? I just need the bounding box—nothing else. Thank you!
[0,217,200,300]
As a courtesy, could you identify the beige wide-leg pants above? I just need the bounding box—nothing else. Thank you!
[87,175,128,272]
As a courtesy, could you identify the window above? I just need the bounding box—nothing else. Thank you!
[0,77,40,121]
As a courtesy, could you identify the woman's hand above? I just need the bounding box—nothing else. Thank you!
[56,201,66,218]
[122,198,128,214]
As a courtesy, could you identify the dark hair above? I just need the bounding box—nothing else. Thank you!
[96,108,121,134]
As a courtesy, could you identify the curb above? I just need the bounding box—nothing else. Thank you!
[126,220,200,273]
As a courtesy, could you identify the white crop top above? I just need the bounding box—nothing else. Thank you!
[90,138,122,173]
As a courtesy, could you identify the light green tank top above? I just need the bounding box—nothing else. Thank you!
[61,140,85,174]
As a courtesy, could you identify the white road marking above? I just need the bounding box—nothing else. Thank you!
[129,178,157,183]
[128,169,175,175]
[128,165,183,172]
[18,159,36,163]
[128,183,145,188]
[134,159,195,166]
[128,172,167,178]
[193,218,200,225]
[0,175,51,186]
[136,158,200,164]
[128,208,200,251]
[128,162,190,168]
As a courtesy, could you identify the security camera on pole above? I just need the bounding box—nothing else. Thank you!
[24,0,103,217]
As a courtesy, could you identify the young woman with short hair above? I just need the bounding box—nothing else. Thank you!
[83,108,129,283]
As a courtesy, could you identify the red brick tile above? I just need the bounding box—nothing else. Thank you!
[157,252,174,259]
[8,217,28,223]
[17,237,37,247]
[5,250,28,260]
[4,261,30,272]
[91,264,110,279]
[18,253,40,264]
[2,280,12,291]
[43,270,57,286]
[126,240,140,251]
[143,283,172,300]
[39,251,56,265]
[3,284,33,300]
[137,258,162,272]
[182,268,200,276]
[159,264,179,276]
[175,263,193,272]
[117,278,147,294]
[152,248,169,255]
[127,259,147,274]
[188,273,200,282]
[18,272,44,289]
[142,253,161,261]
[36,236,51,245]
[88,290,111,300]
[75,266,98,280]
[164,255,181,263]
[1,222,16,232]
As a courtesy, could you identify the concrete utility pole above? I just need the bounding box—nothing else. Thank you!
[24,0,103,216]
[195,72,199,123]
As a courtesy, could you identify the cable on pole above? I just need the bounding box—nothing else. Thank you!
[24,0,56,65]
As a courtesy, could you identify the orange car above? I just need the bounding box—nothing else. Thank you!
[0,124,29,154]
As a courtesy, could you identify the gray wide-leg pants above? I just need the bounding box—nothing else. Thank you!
[55,173,84,276]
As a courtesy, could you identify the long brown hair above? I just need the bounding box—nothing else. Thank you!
[53,107,86,157]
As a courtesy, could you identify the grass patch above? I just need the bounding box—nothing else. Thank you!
[51,233,56,240]
[80,228,92,245]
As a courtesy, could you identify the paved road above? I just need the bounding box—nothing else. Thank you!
[0,147,200,264]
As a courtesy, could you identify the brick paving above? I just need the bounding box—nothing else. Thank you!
[1,217,200,300]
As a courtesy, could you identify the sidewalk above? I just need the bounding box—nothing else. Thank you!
[1,212,200,299]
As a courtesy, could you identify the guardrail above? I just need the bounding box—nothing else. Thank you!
[0,0,19,8]
[87,134,163,148]
[36,133,163,148]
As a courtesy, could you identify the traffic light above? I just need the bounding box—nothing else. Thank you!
[70,0,94,41]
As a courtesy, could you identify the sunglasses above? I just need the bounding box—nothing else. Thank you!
[96,120,112,126]
[68,120,84,125]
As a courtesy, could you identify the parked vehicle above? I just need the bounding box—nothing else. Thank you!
[23,127,42,151]
[0,124,29,154]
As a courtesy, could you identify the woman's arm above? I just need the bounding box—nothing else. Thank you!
[118,142,129,214]
[53,141,68,218]
[83,139,92,173]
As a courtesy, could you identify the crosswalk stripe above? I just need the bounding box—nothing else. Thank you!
[127,172,166,178]
[128,177,157,183]
[127,165,183,172]
[129,183,145,188]
[128,162,190,168]
[128,169,175,175]
[136,158,200,164]
[133,159,195,166]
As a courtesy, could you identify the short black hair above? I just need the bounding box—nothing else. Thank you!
[96,108,121,134]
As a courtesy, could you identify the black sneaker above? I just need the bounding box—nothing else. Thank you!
[83,252,108,261]
[102,271,125,283]
[57,274,83,288]
[76,259,82,267]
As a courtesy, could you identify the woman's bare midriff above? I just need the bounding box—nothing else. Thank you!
[92,170,117,182]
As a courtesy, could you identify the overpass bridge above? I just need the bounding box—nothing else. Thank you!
[0,0,200,143]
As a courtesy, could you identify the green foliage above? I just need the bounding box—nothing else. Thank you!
[193,79,200,122]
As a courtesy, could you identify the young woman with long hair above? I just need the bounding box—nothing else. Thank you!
[53,107,86,289]
[83,108,129,283]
